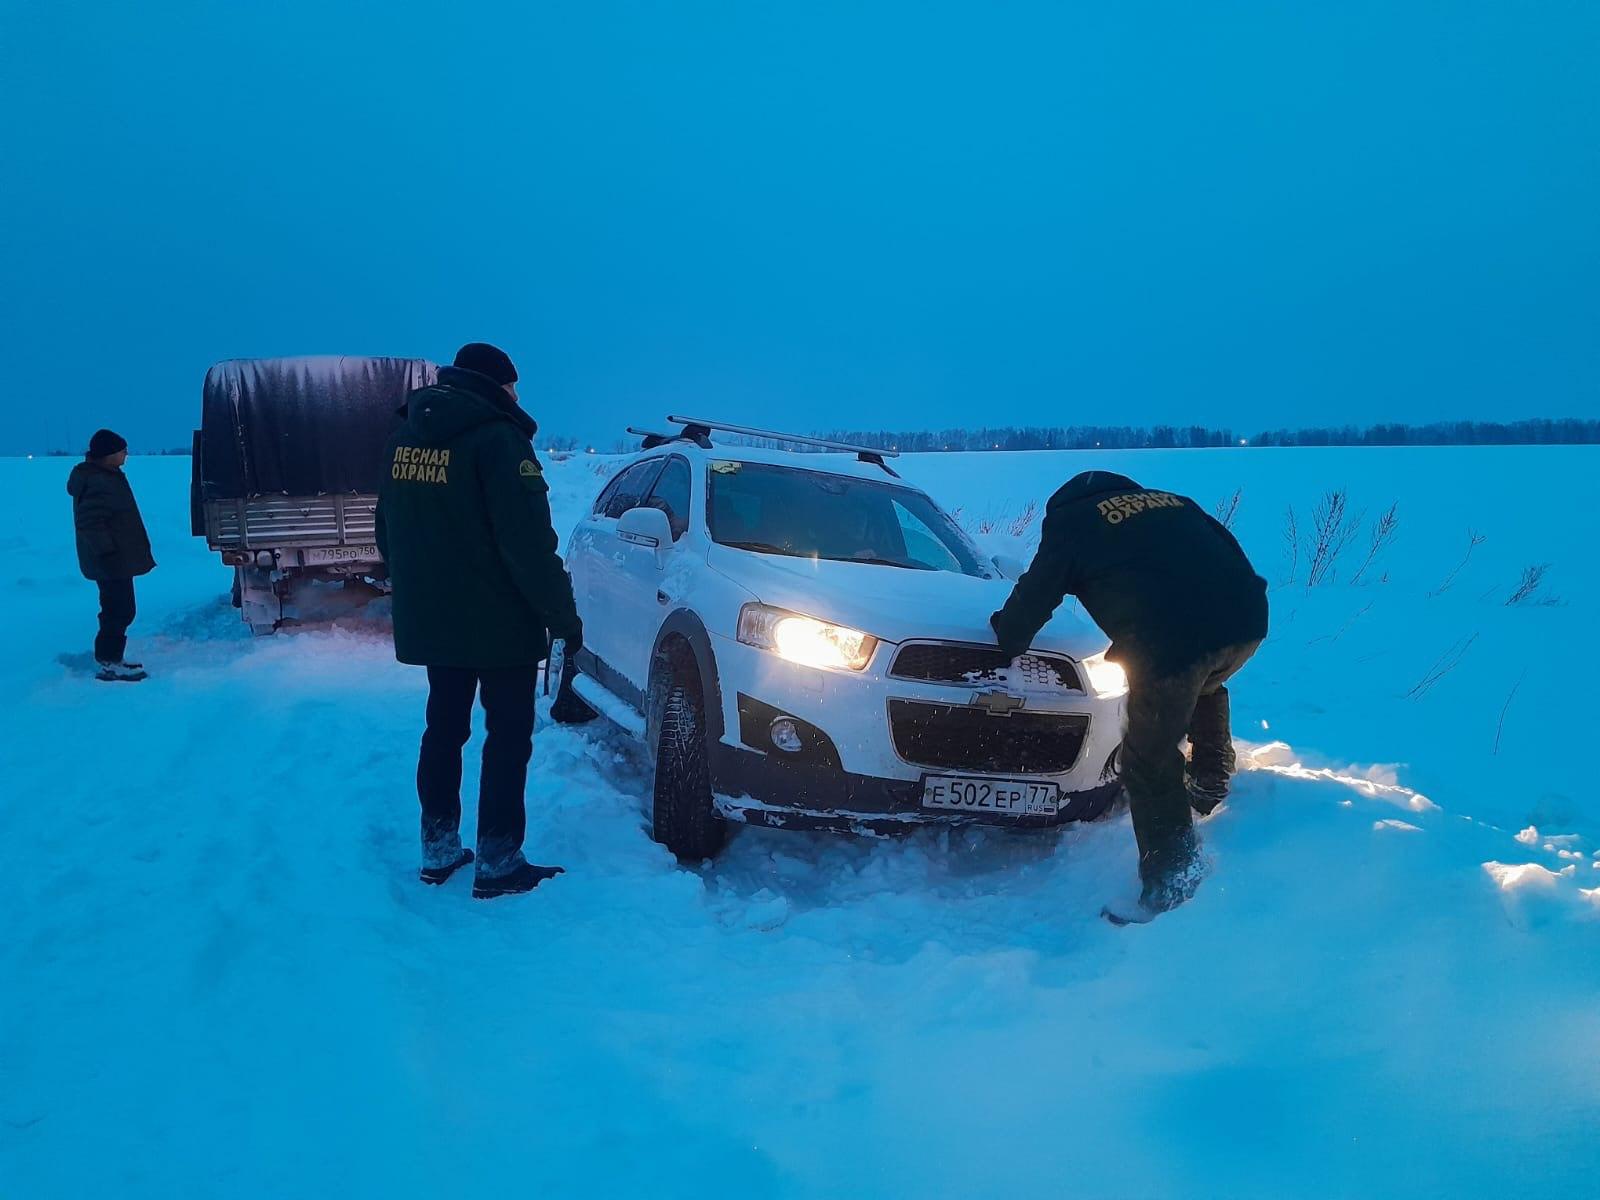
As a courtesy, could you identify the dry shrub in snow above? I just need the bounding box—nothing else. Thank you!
[1305,489,1364,588]
[1506,563,1557,607]
[1351,503,1400,586]
[1213,488,1243,531]
[1007,500,1039,538]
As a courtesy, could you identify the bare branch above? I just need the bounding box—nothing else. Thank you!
[1212,488,1243,531]
[1282,506,1300,586]
[1505,563,1554,607]
[1305,598,1369,643]
[1494,669,1528,755]
[1429,529,1486,597]
[1406,633,1479,699]
[1007,499,1039,538]
[1351,502,1399,585]
[1305,489,1364,588]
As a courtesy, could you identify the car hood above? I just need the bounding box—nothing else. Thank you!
[707,545,1109,659]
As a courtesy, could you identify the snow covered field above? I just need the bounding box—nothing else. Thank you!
[3,446,1597,1198]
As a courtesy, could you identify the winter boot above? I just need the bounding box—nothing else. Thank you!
[472,859,565,900]
[1104,828,1205,925]
[419,847,474,886]
[96,660,148,682]
[1140,826,1205,911]
[1187,774,1230,816]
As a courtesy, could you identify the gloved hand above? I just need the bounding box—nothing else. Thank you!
[990,611,1026,660]
[561,623,584,663]
[549,624,599,726]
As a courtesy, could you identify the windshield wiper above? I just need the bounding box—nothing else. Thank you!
[838,556,933,571]
[720,541,935,571]
[720,540,801,557]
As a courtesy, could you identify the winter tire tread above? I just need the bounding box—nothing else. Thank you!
[652,662,726,861]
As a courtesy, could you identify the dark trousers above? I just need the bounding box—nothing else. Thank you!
[417,665,538,875]
[1120,641,1261,890]
[95,578,137,664]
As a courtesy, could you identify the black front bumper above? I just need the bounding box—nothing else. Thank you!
[707,742,1123,834]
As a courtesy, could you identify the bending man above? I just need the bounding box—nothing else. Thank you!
[991,472,1268,920]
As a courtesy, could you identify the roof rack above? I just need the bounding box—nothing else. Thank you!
[664,416,901,476]
[625,425,712,450]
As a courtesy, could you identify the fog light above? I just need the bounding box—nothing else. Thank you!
[254,550,276,569]
[769,717,803,753]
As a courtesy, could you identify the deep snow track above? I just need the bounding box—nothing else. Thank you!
[2,451,1597,1198]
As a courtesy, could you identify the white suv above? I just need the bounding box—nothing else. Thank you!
[559,419,1127,860]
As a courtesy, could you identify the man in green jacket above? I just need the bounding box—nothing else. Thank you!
[991,471,1268,923]
[66,429,156,682]
[376,343,583,899]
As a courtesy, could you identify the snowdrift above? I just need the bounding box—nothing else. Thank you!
[2,446,1596,1198]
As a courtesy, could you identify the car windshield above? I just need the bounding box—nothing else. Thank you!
[708,461,990,577]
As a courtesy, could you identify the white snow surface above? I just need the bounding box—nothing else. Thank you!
[3,446,1597,1197]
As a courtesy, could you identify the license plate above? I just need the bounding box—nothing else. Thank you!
[302,545,379,565]
[921,775,1061,816]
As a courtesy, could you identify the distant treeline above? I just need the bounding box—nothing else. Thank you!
[36,417,1600,458]
[815,418,1600,451]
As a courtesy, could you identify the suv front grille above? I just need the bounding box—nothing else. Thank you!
[889,643,1083,693]
[888,699,1088,775]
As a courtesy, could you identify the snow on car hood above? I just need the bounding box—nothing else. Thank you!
[707,545,1109,659]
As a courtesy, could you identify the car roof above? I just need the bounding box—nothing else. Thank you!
[624,440,909,484]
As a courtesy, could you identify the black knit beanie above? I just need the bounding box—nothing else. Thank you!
[453,343,518,386]
[88,429,128,459]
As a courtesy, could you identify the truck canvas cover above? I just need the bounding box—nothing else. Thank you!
[195,356,437,500]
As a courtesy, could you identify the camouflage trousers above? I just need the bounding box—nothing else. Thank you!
[1120,640,1262,906]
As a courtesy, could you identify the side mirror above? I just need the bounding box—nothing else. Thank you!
[617,506,674,558]
[992,553,1027,581]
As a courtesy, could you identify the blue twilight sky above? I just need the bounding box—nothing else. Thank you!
[2,1,1597,454]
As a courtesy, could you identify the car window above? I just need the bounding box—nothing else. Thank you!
[891,497,963,573]
[592,472,626,515]
[643,456,692,541]
[597,459,666,519]
[707,461,988,577]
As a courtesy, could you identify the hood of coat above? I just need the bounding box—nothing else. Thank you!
[400,366,539,447]
[66,459,121,499]
[1050,470,1143,509]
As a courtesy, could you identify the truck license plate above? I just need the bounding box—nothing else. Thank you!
[302,545,380,565]
[921,775,1061,816]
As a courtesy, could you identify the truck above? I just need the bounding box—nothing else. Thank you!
[190,356,436,633]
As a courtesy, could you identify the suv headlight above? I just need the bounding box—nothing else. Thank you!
[1082,651,1128,698]
[737,604,878,671]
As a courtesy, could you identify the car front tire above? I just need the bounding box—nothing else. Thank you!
[652,663,727,862]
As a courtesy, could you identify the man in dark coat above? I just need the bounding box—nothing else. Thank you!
[66,430,156,682]
[991,471,1268,920]
[375,343,583,899]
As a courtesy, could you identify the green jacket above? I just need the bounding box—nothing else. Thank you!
[66,460,156,582]
[375,367,580,669]
[992,470,1268,677]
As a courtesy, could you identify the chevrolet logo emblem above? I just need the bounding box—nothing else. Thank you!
[970,690,1025,716]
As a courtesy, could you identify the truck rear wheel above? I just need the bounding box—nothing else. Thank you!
[236,566,284,635]
[652,666,726,862]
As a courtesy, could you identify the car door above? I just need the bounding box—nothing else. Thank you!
[612,454,693,688]
[576,457,665,684]
[568,466,630,615]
